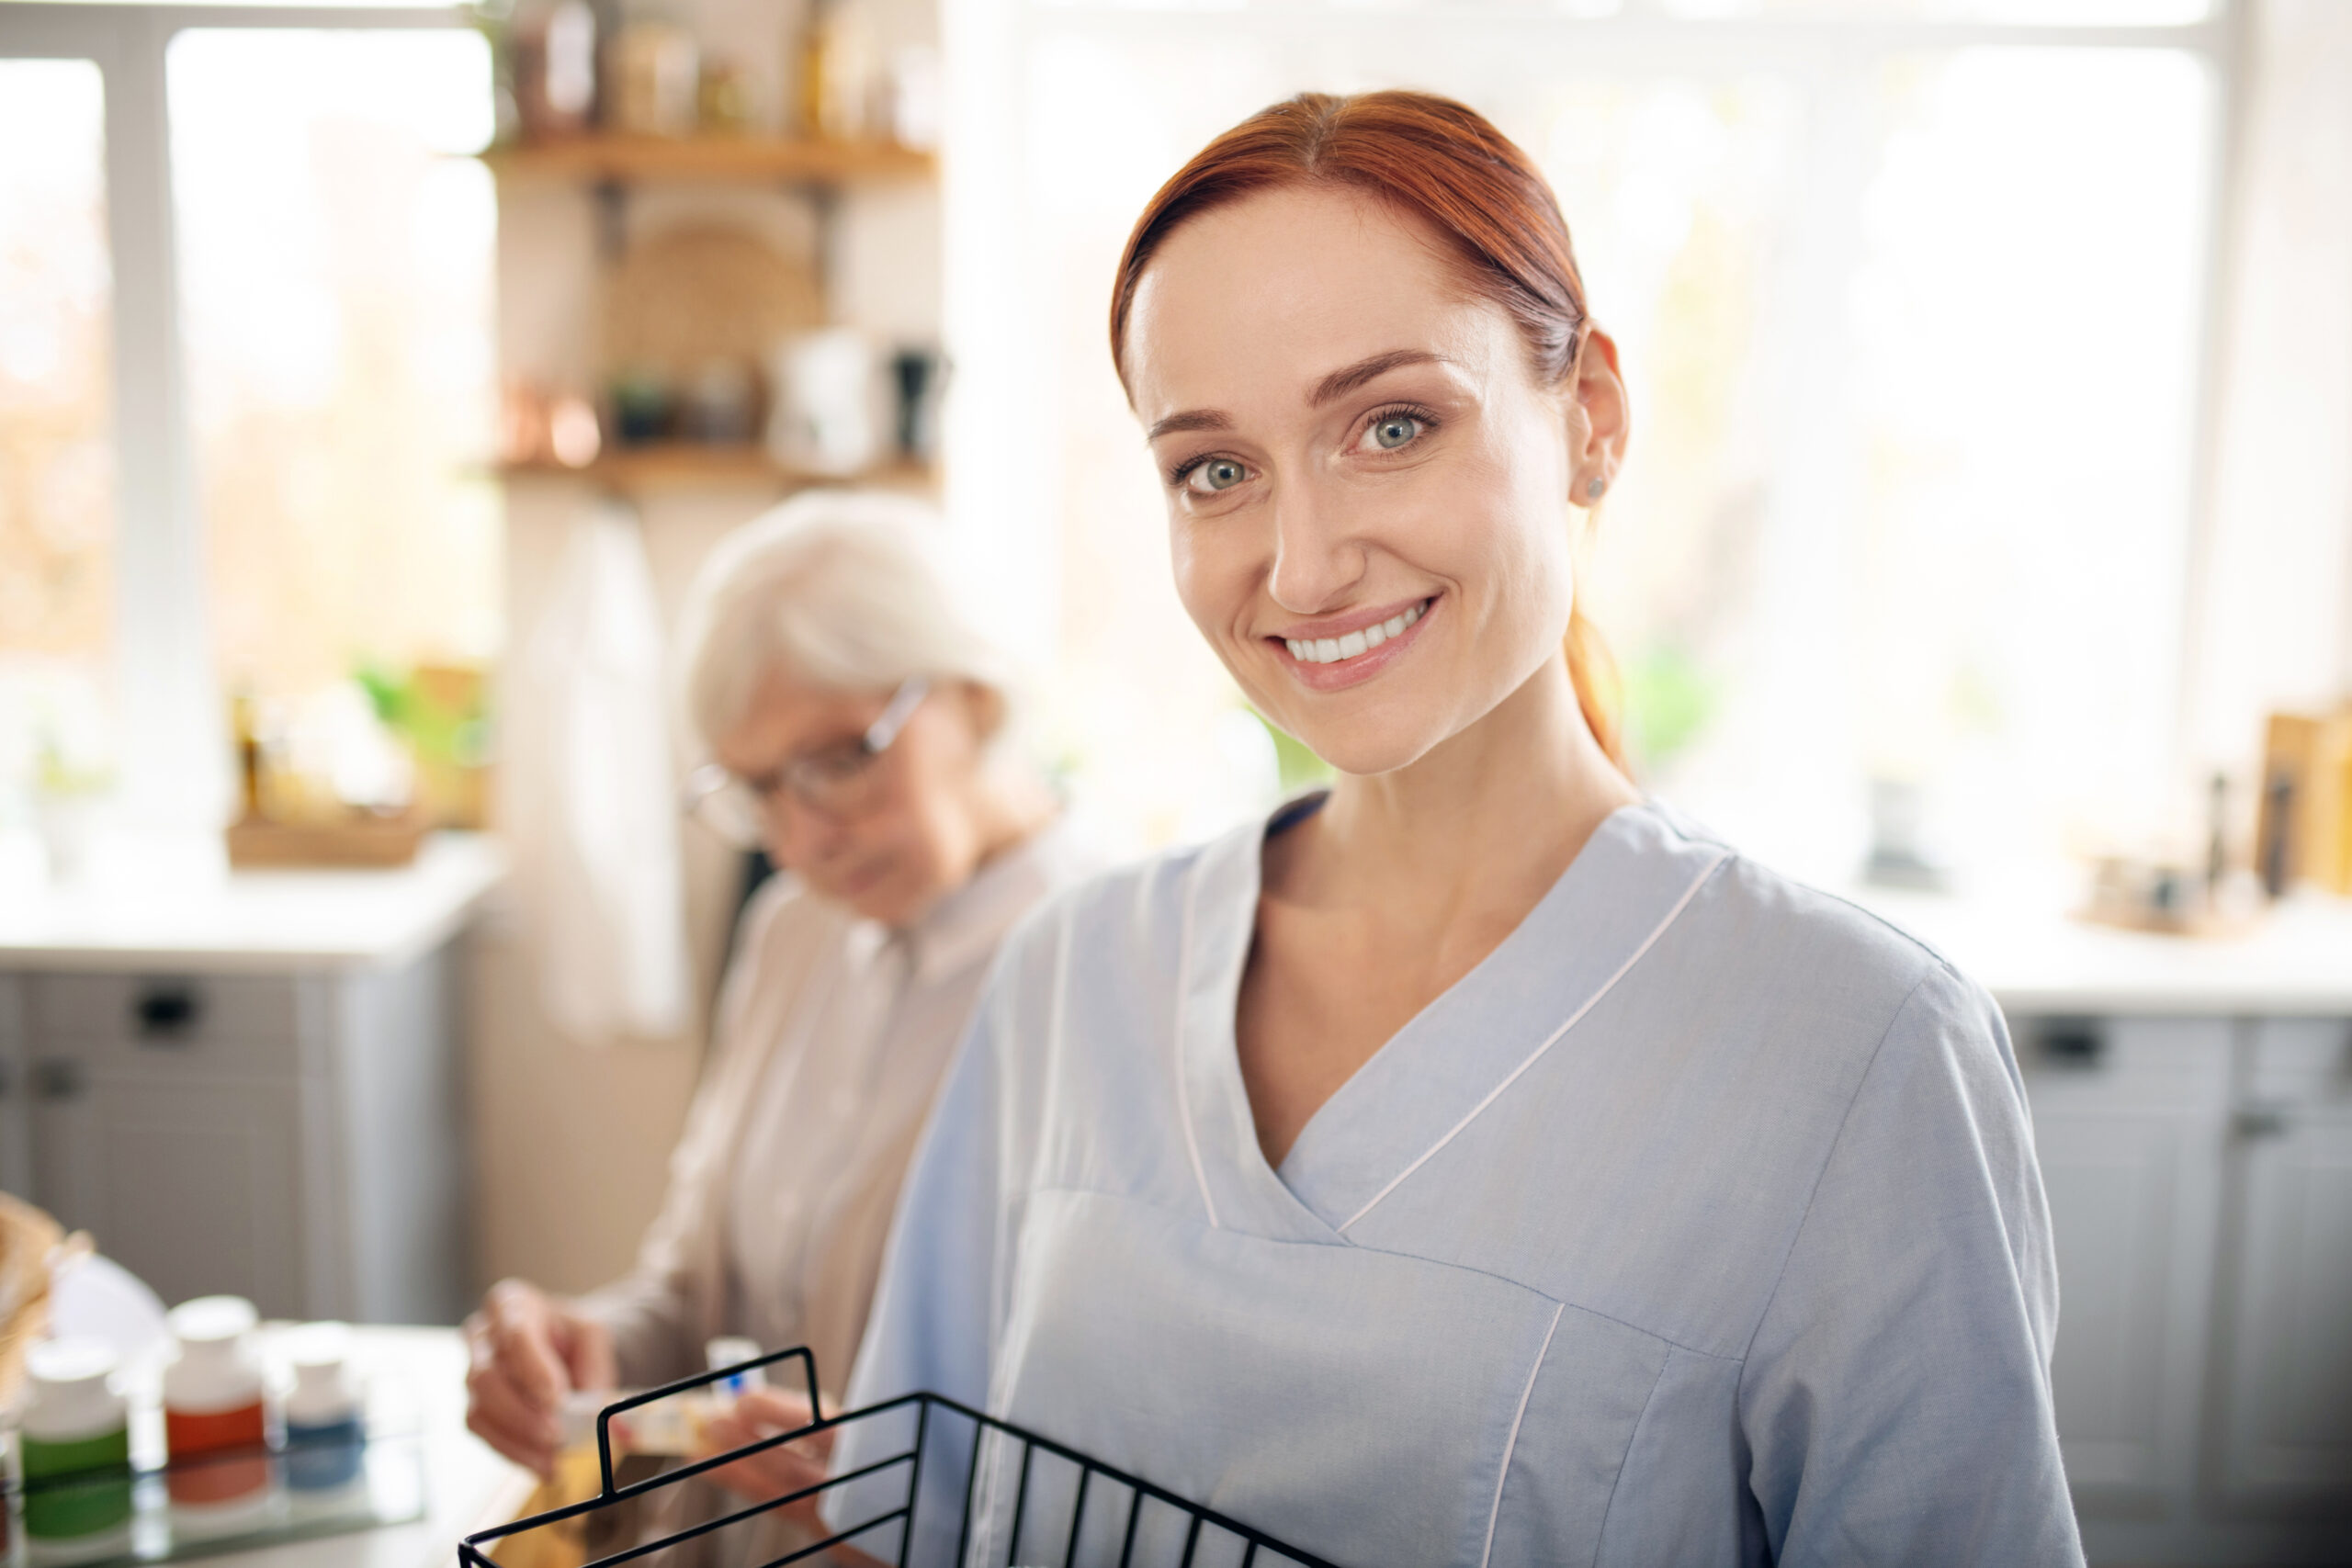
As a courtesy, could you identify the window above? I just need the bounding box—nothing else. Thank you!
[0,56,113,793]
[0,4,495,834]
[947,0,2233,878]
[170,28,499,702]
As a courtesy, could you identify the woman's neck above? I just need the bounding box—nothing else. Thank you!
[1282,659,1639,919]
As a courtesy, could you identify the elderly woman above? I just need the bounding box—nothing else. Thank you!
[462,490,1083,1485]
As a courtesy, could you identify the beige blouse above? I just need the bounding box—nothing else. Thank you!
[578,817,1094,1404]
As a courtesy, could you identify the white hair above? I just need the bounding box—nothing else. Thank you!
[674,490,1019,756]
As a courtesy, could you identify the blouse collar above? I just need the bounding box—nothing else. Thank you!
[899,811,1090,987]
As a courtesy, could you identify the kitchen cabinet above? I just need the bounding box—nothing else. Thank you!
[2003,1001,2352,1563]
[2020,1018,2229,1511]
[2,955,462,1325]
[0,976,29,1198]
[0,835,503,1325]
[2215,1017,2352,1507]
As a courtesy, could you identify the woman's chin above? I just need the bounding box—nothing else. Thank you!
[812,860,905,922]
[1276,715,1445,784]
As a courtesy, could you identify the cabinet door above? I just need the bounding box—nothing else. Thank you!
[23,971,320,1314]
[2216,1017,2352,1508]
[0,976,29,1198]
[72,1072,310,1314]
[2019,1016,2229,1512]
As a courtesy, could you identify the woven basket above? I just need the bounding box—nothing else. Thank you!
[0,1192,65,1414]
[602,223,823,384]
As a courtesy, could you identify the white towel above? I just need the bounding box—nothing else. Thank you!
[510,500,689,1044]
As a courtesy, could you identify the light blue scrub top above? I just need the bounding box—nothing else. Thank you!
[831,800,2084,1567]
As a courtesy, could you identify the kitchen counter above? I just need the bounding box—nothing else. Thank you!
[0,834,506,975]
[1841,884,2352,1017]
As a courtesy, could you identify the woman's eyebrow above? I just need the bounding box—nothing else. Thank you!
[1145,349,1453,441]
[1308,348,1451,407]
[1146,408,1234,440]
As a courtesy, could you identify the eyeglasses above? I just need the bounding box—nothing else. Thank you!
[681,677,930,847]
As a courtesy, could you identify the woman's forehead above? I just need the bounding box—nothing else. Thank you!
[718,670,885,764]
[1125,186,1511,423]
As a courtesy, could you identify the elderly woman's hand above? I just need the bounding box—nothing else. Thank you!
[463,1279,617,1478]
[696,1392,889,1565]
[694,1386,834,1506]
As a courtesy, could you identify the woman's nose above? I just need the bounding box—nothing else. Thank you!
[1265,479,1366,615]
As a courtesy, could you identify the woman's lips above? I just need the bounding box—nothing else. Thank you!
[1268,595,1437,693]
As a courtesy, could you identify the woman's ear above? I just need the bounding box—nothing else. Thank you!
[1567,326,1630,502]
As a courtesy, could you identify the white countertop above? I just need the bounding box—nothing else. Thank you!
[0,834,508,974]
[1842,883,2352,1016]
[204,1326,532,1568]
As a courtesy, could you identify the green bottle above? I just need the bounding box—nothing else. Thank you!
[21,1337,135,1558]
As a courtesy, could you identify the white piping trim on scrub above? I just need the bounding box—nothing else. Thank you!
[1047,890,1074,1111]
[1337,850,1732,1235]
[1173,856,1222,1228]
[1481,1299,1565,1568]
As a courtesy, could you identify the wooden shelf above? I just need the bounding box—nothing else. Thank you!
[479,135,935,186]
[495,445,934,496]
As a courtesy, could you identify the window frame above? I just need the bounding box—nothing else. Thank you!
[0,1,469,829]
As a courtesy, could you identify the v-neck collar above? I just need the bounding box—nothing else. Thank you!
[1173,797,1733,1242]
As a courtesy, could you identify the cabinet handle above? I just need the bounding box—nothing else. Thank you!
[2038,1021,2106,1069]
[2232,1104,2292,1140]
[133,982,203,1043]
[32,1059,85,1101]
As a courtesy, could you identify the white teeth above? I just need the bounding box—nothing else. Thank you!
[1285,601,1429,664]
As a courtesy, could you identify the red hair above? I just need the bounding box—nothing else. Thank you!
[1109,90,1625,769]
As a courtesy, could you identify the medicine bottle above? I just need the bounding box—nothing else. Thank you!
[280,1323,364,1497]
[163,1295,275,1529]
[20,1337,134,1564]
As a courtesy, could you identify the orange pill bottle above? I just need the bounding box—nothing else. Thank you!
[162,1297,277,1534]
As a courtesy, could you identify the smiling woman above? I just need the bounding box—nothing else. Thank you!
[833,92,2081,1568]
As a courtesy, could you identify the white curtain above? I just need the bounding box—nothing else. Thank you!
[506,499,691,1045]
[2186,0,2352,779]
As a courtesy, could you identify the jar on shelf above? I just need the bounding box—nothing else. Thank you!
[607,20,699,139]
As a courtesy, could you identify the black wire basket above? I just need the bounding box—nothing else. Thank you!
[458,1347,1340,1568]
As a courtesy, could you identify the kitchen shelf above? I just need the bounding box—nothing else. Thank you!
[479,135,935,186]
[494,445,934,496]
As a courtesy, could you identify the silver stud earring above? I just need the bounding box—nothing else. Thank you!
[1584,476,1606,502]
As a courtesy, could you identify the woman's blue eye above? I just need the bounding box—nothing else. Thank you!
[1370,414,1421,450]
[1189,457,1248,493]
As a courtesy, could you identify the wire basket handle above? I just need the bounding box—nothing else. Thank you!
[592,1345,823,1496]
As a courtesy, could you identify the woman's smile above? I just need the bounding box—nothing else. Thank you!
[1268,593,1438,692]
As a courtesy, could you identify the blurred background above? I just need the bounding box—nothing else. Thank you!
[0,1,2347,1563]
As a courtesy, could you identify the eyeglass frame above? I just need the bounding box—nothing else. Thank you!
[680,676,931,846]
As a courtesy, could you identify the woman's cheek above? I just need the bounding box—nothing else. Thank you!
[1167,521,1238,647]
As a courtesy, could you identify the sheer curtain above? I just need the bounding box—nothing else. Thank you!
[2185,0,2352,802]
